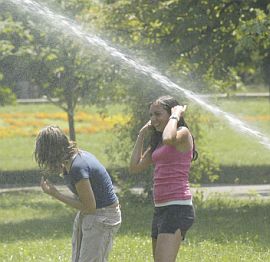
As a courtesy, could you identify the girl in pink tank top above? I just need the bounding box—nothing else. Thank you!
[130,95,198,262]
[152,144,193,205]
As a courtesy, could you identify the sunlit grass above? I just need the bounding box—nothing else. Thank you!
[0,191,270,261]
[0,99,269,171]
[196,99,270,166]
[0,103,126,171]
[0,132,116,171]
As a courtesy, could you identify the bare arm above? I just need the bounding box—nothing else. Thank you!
[40,177,96,214]
[162,105,192,151]
[129,121,153,174]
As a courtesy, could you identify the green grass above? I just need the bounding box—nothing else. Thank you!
[0,132,115,171]
[0,103,124,114]
[195,98,270,166]
[0,99,269,171]
[0,191,270,261]
[0,103,123,171]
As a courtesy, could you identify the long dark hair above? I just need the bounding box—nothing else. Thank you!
[149,95,198,161]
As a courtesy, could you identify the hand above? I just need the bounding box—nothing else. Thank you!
[139,120,152,136]
[40,177,59,197]
[171,105,187,119]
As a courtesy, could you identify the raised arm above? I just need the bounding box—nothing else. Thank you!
[162,105,192,151]
[129,121,153,174]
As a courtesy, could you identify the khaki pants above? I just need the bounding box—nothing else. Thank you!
[72,205,121,262]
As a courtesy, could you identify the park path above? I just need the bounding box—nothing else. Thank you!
[1,184,270,199]
[190,184,270,199]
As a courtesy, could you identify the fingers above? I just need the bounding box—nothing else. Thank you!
[40,177,47,190]
[173,105,187,110]
[171,105,185,113]
[141,120,151,130]
[40,176,52,194]
[40,176,46,189]
[139,120,153,135]
[144,120,151,127]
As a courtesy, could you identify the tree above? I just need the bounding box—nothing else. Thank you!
[0,85,16,106]
[0,6,35,105]
[96,0,270,92]
[67,0,270,188]
[1,0,121,140]
[234,4,270,93]
[34,41,117,141]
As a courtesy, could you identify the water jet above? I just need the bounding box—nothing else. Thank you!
[6,0,270,150]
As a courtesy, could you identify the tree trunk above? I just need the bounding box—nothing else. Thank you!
[66,93,76,141]
[67,110,76,141]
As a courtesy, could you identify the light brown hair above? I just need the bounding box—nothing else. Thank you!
[34,125,78,174]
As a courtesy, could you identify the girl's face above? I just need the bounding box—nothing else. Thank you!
[149,103,170,132]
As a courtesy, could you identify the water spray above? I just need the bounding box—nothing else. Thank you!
[6,0,270,150]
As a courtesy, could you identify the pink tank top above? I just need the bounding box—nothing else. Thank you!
[152,144,193,204]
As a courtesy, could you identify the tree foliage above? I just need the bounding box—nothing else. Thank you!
[1,0,268,186]
[88,0,270,186]
[0,0,121,140]
[0,5,35,105]
[0,85,16,106]
[96,0,270,92]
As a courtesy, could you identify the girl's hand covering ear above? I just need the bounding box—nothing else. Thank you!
[171,105,187,118]
[139,120,153,135]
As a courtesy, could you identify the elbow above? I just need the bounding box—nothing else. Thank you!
[129,159,142,174]
[83,207,96,214]
[82,203,96,214]
[129,165,140,174]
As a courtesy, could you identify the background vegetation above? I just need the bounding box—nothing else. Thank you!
[0,98,269,186]
[0,191,270,261]
[1,0,270,187]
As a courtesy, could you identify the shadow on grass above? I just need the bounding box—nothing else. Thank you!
[0,192,153,243]
[1,191,270,251]
[0,214,74,243]
[0,169,63,186]
[0,167,127,186]
[217,165,270,184]
[1,191,68,210]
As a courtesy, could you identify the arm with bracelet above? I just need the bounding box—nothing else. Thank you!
[169,115,180,122]
[162,105,187,145]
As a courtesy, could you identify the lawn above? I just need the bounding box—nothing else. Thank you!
[0,98,269,171]
[0,98,269,185]
[0,190,269,261]
[0,103,127,171]
[199,98,270,166]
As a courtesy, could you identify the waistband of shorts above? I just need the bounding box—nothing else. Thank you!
[78,201,120,217]
[154,199,192,207]
[95,201,120,213]
[99,201,119,209]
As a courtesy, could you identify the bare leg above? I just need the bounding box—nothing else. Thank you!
[154,229,182,262]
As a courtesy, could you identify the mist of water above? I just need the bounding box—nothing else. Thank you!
[7,0,270,150]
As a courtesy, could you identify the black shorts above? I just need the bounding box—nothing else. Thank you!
[151,205,195,240]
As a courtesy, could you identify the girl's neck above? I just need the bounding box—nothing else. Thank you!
[63,159,72,173]
[63,152,77,173]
